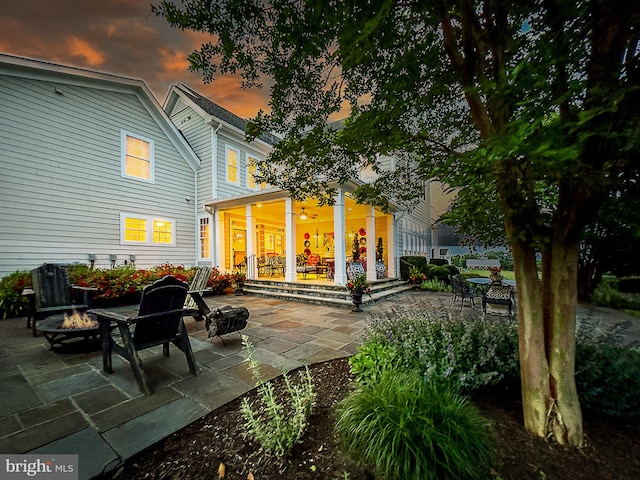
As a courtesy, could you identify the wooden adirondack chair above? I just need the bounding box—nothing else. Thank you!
[184,266,212,322]
[29,263,97,337]
[89,275,197,395]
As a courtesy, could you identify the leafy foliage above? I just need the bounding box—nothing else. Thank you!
[0,270,30,319]
[335,370,494,480]
[361,305,520,392]
[575,341,640,420]
[240,336,316,457]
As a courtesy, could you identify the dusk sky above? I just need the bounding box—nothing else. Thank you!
[0,0,271,119]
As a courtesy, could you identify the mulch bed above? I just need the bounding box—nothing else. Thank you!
[97,358,640,480]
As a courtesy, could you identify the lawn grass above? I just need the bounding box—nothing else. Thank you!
[464,269,516,280]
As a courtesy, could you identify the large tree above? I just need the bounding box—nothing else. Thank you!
[155,0,640,446]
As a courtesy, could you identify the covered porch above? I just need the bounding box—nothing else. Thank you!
[204,184,398,286]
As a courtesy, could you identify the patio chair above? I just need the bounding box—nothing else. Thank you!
[296,254,318,279]
[450,275,478,311]
[184,266,212,322]
[482,282,515,318]
[29,263,97,337]
[89,275,197,395]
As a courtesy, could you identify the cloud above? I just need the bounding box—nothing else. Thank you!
[66,36,106,66]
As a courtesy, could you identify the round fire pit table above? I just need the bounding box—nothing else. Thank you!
[36,312,101,351]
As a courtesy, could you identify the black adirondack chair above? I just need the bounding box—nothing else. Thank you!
[29,263,96,337]
[89,275,197,395]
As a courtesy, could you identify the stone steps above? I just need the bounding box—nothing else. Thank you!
[241,278,412,308]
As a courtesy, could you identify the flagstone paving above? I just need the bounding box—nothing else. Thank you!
[0,290,637,479]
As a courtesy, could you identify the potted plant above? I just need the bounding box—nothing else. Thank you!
[346,273,371,312]
[408,265,426,288]
[488,266,503,283]
[234,272,246,295]
[375,237,386,278]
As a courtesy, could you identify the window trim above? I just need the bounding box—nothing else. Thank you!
[121,130,155,183]
[198,215,212,260]
[120,213,176,246]
[225,144,240,185]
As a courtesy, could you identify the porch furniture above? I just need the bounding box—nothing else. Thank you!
[296,253,319,278]
[29,263,97,337]
[184,266,212,322]
[89,275,197,395]
[205,305,250,345]
[257,255,269,276]
[482,282,515,318]
[325,258,335,280]
[270,255,285,276]
[450,275,478,311]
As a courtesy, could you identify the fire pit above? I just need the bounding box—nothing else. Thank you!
[36,310,100,350]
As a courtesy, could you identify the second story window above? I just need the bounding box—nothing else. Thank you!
[226,146,239,184]
[247,155,266,190]
[121,130,154,183]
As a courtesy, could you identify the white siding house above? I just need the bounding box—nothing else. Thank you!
[0,54,201,277]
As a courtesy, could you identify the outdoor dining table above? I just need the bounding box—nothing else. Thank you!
[466,277,516,287]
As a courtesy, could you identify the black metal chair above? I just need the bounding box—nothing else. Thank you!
[89,275,197,395]
[450,275,478,311]
[482,282,515,318]
[29,263,97,337]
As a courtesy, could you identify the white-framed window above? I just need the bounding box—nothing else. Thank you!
[226,145,239,184]
[198,215,211,260]
[120,213,175,246]
[246,154,266,190]
[121,130,155,182]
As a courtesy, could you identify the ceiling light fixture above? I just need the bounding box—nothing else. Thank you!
[299,208,308,220]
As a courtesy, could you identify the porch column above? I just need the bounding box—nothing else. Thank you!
[284,197,298,282]
[388,214,398,278]
[365,205,376,282]
[245,205,257,278]
[333,189,347,285]
[213,209,226,272]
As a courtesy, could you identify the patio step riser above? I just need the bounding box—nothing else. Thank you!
[241,280,412,308]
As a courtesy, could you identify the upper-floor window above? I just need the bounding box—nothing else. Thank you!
[121,130,154,183]
[120,213,175,246]
[247,155,266,190]
[226,146,239,184]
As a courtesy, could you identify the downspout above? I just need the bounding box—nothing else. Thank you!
[211,122,222,198]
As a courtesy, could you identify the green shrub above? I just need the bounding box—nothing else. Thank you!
[0,270,31,319]
[349,340,398,386]
[420,278,451,292]
[617,276,640,294]
[591,279,640,311]
[425,265,451,283]
[335,370,494,480]
[400,256,428,279]
[575,340,640,420]
[363,307,520,391]
[240,336,316,457]
[428,258,449,266]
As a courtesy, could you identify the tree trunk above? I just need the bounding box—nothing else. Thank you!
[510,237,549,438]
[509,234,584,446]
[544,237,584,445]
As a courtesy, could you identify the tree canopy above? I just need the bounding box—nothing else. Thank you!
[155,0,640,446]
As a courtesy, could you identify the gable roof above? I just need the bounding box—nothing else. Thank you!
[0,53,201,172]
[167,83,280,146]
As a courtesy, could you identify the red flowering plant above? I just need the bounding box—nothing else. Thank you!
[488,266,502,275]
[347,274,372,296]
